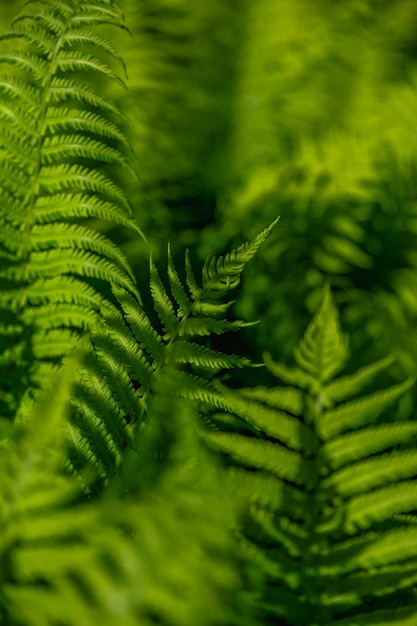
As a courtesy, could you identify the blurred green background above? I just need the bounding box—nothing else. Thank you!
[4,0,417,403]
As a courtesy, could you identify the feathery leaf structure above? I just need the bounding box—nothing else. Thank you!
[70,220,279,481]
[202,286,417,625]
[0,351,257,626]
[0,0,141,419]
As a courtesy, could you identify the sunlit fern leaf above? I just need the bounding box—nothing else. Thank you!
[0,0,140,419]
[201,286,417,625]
[49,77,125,115]
[318,421,417,471]
[319,377,413,440]
[40,135,134,171]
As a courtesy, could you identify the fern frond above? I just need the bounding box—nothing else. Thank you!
[41,135,134,171]
[0,0,140,421]
[168,243,192,316]
[202,286,417,624]
[150,255,178,336]
[34,193,142,235]
[55,50,126,86]
[68,220,276,481]
[202,217,280,298]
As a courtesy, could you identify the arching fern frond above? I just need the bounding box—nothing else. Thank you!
[202,218,280,296]
[201,286,417,625]
[0,0,141,419]
[68,221,278,482]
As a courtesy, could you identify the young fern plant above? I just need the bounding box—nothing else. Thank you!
[202,286,417,625]
[69,218,279,484]
[0,0,141,420]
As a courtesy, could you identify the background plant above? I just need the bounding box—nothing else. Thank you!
[104,0,417,395]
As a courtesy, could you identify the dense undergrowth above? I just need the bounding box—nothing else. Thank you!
[1,1,417,625]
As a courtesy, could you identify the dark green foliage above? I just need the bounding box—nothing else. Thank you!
[68,218,277,482]
[202,288,417,624]
[110,0,417,398]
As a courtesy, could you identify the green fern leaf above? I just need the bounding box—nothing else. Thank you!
[325,355,395,403]
[44,107,130,147]
[204,430,314,488]
[204,286,417,624]
[168,243,193,317]
[150,255,178,336]
[171,341,251,370]
[320,377,414,439]
[293,284,348,383]
[63,27,126,69]
[67,219,277,480]
[0,0,140,423]
[322,447,417,498]
[112,285,164,362]
[49,77,124,115]
[320,421,417,470]
[177,316,256,337]
[56,50,125,86]
[202,217,279,297]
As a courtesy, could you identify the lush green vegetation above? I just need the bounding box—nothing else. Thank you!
[1,1,417,624]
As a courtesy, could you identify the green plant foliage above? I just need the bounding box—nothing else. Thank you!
[1,1,417,625]
[0,350,259,626]
[202,287,417,625]
[115,0,417,394]
[0,0,141,420]
[69,218,278,483]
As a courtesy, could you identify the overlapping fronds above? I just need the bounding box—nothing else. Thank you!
[0,349,258,626]
[69,219,278,481]
[202,287,417,625]
[0,0,141,419]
